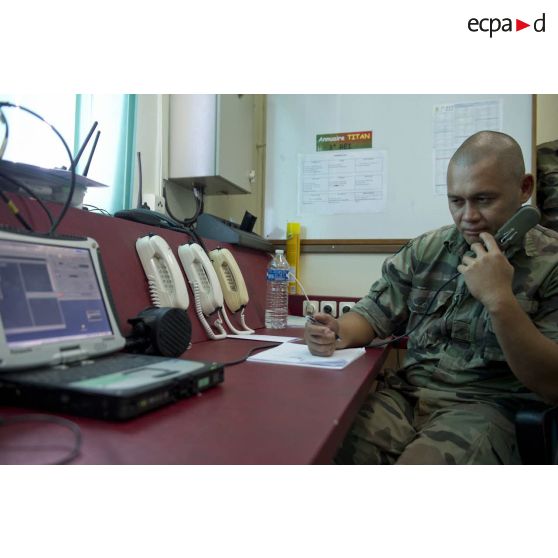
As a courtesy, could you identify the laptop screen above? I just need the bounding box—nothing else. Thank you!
[0,237,113,349]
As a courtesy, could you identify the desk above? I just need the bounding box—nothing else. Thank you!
[0,329,389,464]
[0,197,389,463]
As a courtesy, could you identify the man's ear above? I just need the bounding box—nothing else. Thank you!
[520,174,534,202]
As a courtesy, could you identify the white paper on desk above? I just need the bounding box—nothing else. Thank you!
[247,342,365,369]
[227,334,300,343]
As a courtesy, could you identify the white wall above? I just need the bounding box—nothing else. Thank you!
[299,253,385,298]
[133,94,169,204]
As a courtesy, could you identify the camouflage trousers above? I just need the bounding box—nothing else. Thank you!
[335,387,521,465]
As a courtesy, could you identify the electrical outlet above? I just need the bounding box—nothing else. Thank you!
[143,194,165,213]
[154,195,165,212]
[320,300,337,318]
[339,301,355,315]
[303,300,319,317]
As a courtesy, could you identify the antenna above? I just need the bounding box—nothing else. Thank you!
[72,120,98,171]
[82,130,100,177]
[137,152,146,208]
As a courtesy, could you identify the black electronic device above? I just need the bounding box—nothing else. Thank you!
[195,212,273,253]
[114,207,187,231]
[114,151,187,231]
[493,205,541,250]
[240,210,257,232]
[126,307,192,358]
[461,205,542,260]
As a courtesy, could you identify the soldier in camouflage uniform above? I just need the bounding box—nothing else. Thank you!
[305,131,558,464]
[537,140,558,232]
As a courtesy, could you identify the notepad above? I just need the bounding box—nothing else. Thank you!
[227,334,300,342]
[247,342,365,369]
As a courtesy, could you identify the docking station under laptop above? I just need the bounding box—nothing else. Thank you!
[0,228,223,420]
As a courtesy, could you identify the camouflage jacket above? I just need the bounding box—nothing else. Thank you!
[537,140,558,232]
[352,224,558,404]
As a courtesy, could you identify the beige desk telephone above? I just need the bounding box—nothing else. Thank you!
[178,243,227,340]
[136,234,189,310]
[208,247,253,334]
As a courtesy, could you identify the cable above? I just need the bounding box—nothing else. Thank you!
[0,413,82,465]
[0,170,55,225]
[367,271,461,348]
[299,266,461,350]
[187,185,205,226]
[220,304,247,335]
[162,185,209,251]
[0,102,76,235]
[239,308,255,334]
[0,106,8,160]
[184,225,208,253]
[163,182,204,227]
[288,271,312,310]
[191,281,227,340]
[219,342,281,367]
[0,190,32,230]
[82,203,111,216]
[136,151,143,208]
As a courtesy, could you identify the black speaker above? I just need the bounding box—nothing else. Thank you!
[126,307,192,358]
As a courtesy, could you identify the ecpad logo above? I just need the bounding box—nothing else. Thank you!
[468,13,546,37]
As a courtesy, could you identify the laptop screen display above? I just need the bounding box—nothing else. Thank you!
[0,238,113,348]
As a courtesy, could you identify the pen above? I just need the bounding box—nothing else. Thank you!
[306,314,341,341]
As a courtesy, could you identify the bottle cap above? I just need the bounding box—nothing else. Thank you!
[275,249,284,254]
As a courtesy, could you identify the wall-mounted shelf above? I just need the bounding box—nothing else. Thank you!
[270,238,408,254]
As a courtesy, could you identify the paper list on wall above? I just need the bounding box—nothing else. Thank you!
[433,100,502,196]
[297,150,387,215]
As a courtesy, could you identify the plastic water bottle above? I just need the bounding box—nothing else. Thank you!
[265,249,290,329]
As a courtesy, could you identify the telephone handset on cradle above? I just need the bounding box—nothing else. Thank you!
[136,234,190,310]
[208,247,253,334]
[178,243,227,340]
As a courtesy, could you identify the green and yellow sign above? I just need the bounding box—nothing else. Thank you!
[316,130,372,151]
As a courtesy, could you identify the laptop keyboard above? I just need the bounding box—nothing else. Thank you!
[6,353,168,384]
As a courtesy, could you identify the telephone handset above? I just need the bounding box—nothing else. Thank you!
[178,243,227,340]
[209,247,253,334]
[463,205,541,260]
[493,205,541,250]
[178,243,223,315]
[136,234,189,310]
[209,248,250,312]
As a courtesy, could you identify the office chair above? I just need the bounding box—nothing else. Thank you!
[515,403,558,464]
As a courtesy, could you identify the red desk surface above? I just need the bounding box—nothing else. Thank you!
[0,329,388,464]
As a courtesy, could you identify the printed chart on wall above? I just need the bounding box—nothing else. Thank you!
[433,100,502,196]
[297,150,387,216]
